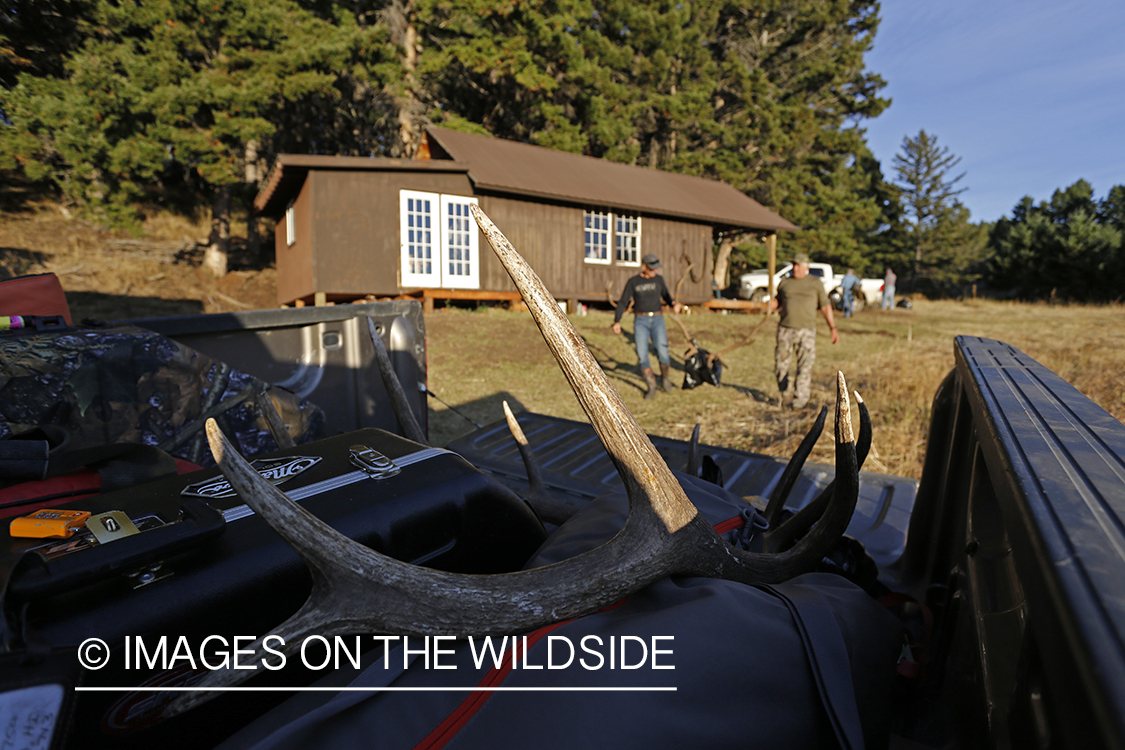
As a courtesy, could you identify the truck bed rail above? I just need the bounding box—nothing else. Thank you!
[902,336,1125,748]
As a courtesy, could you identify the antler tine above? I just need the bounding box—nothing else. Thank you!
[762,404,827,526]
[764,388,871,552]
[205,420,377,579]
[473,205,696,533]
[768,372,857,565]
[687,424,702,476]
[255,390,296,450]
[503,401,579,525]
[366,316,427,445]
[705,373,858,578]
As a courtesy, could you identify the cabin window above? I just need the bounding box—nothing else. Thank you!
[615,213,641,266]
[400,190,480,290]
[584,210,611,264]
[402,193,434,276]
[443,197,473,279]
[285,205,296,246]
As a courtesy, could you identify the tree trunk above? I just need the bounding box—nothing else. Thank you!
[398,3,420,157]
[205,186,231,277]
[244,140,261,263]
[713,235,735,291]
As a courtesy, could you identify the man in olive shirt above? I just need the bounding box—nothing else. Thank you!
[767,253,839,409]
[612,253,682,399]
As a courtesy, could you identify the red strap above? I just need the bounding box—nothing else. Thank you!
[712,514,746,535]
[0,458,202,519]
[0,273,73,324]
[412,600,626,750]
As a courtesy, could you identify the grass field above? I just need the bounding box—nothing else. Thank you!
[424,300,1125,480]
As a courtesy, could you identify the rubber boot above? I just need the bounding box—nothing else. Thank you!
[660,363,676,392]
[643,368,658,399]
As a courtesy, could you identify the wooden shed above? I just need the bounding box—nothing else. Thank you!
[255,126,797,310]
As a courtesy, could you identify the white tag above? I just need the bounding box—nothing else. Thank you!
[0,683,64,750]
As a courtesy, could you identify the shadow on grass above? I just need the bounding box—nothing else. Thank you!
[721,382,774,403]
[584,332,699,397]
[66,291,205,324]
[0,174,55,214]
[428,391,530,448]
[174,236,273,272]
[0,247,51,279]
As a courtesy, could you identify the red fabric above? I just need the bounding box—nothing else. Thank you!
[0,273,73,324]
[712,514,746,535]
[0,458,202,519]
[412,514,747,750]
[412,600,627,750]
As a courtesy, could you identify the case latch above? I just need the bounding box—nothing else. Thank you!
[349,445,400,480]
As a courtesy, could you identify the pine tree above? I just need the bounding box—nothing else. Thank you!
[3,0,896,283]
[988,180,1124,301]
[891,129,968,285]
[0,0,398,273]
[700,0,890,270]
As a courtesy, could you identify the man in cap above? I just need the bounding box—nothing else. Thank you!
[612,253,682,399]
[768,252,839,409]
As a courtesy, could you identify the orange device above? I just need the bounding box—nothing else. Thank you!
[9,509,92,539]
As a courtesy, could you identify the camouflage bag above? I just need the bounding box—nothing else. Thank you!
[0,326,325,469]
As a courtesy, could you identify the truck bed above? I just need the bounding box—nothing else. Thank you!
[447,412,918,576]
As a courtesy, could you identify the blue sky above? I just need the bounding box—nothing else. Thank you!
[861,1,1125,223]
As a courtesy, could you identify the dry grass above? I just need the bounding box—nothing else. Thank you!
[425,300,1125,480]
[0,200,277,320]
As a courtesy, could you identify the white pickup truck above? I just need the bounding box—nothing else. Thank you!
[737,262,836,303]
[738,264,885,311]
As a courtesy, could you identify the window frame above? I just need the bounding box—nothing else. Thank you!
[399,190,479,289]
[584,208,642,266]
[285,204,296,247]
[583,209,612,265]
[614,212,642,267]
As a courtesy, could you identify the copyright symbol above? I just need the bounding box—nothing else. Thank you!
[78,638,110,670]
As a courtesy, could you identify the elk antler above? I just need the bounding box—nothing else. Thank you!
[164,207,860,715]
[687,424,702,476]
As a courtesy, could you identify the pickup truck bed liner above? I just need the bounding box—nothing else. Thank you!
[446,412,918,575]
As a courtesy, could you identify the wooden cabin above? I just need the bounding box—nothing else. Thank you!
[255,126,797,310]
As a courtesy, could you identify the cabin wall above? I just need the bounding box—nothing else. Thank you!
[275,178,315,305]
[276,174,716,305]
[276,170,475,305]
[477,195,715,304]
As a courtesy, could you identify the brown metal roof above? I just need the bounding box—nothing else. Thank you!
[254,154,470,217]
[424,126,797,233]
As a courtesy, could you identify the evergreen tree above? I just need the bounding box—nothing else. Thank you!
[892,129,967,283]
[3,0,895,283]
[856,148,910,277]
[0,0,398,273]
[699,1,889,271]
[0,0,94,89]
[988,180,1124,301]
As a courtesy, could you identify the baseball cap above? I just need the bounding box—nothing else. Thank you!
[792,252,811,264]
[642,253,661,269]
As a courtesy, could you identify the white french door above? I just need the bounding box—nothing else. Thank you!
[400,190,479,289]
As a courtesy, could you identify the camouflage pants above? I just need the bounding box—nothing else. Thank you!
[775,327,816,406]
